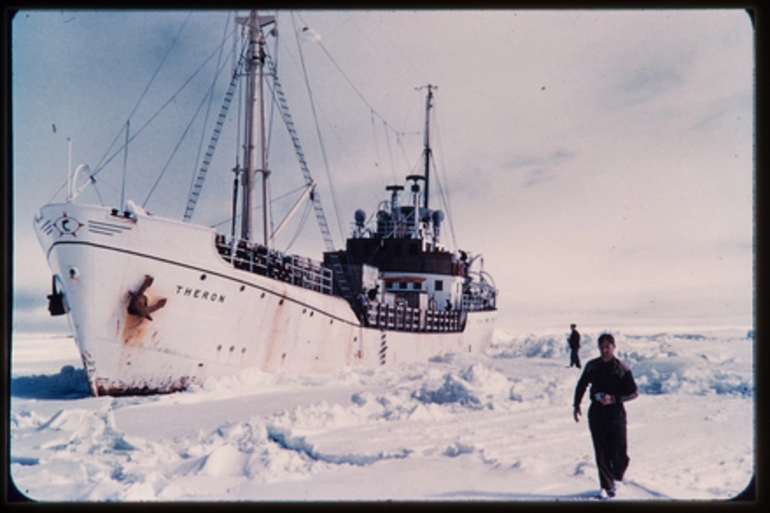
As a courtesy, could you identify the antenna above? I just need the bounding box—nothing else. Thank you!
[416,84,437,209]
[121,120,129,211]
[67,138,73,202]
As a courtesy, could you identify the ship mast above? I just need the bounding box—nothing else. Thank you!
[420,84,437,210]
[238,11,275,244]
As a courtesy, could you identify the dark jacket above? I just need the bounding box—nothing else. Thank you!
[569,329,580,349]
[573,356,638,408]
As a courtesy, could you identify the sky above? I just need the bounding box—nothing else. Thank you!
[11,9,754,334]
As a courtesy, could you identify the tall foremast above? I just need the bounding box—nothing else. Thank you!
[237,11,275,245]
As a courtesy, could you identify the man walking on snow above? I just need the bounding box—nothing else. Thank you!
[568,323,581,368]
[573,333,638,499]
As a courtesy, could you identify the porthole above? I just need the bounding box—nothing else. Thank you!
[261,292,265,298]
[200,274,207,281]
[240,285,246,292]
[279,299,284,305]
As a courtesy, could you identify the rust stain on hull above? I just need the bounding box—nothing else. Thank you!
[121,275,166,347]
[96,274,181,396]
[127,274,167,320]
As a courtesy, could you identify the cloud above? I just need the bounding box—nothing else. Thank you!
[12,10,753,335]
[611,60,685,107]
[690,92,753,133]
[501,150,575,187]
[522,168,556,187]
[503,150,574,171]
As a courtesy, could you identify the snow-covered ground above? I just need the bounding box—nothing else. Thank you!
[9,327,754,502]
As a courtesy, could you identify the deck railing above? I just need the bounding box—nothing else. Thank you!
[365,302,465,332]
[215,236,491,333]
[216,237,334,296]
[461,294,495,312]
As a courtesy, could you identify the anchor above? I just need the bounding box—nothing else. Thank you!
[47,276,67,316]
[127,275,167,321]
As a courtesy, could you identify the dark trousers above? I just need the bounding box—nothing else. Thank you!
[588,403,629,492]
[570,346,581,368]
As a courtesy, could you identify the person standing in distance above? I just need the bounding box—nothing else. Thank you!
[568,323,581,368]
[573,333,638,499]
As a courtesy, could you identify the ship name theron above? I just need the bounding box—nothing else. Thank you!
[176,285,226,303]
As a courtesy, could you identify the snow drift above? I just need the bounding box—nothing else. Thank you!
[10,328,754,501]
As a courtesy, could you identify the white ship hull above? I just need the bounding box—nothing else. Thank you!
[35,203,497,396]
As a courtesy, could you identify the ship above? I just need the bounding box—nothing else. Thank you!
[33,11,498,396]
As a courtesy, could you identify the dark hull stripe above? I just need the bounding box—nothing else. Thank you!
[46,240,494,336]
[48,239,361,327]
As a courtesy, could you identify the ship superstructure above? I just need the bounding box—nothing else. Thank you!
[33,11,497,396]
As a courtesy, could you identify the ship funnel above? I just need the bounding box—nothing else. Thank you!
[432,210,444,244]
[385,184,404,234]
[386,185,404,209]
[406,175,425,236]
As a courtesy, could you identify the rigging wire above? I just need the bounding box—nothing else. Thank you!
[121,120,129,209]
[129,13,194,123]
[397,129,416,174]
[284,197,313,253]
[266,22,281,239]
[431,100,457,250]
[369,110,385,183]
[92,182,106,207]
[90,26,237,184]
[232,19,244,238]
[47,165,110,206]
[290,12,427,211]
[141,44,236,208]
[275,29,385,206]
[291,12,345,244]
[294,13,411,151]
[234,29,243,171]
[93,12,194,179]
[210,184,310,229]
[266,20,279,156]
[383,120,397,183]
[348,14,422,89]
[430,149,457,251]
[187,12,232,214]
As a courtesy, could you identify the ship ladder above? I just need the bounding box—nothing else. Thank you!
[265,53,353,301]
[183,50,247,223]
